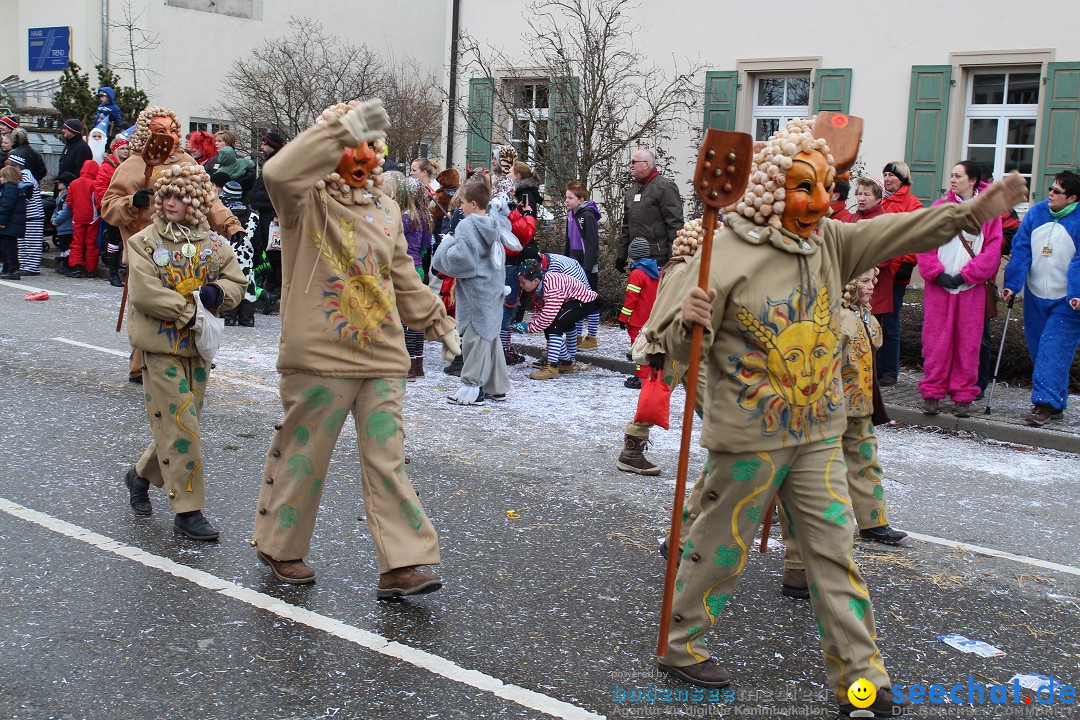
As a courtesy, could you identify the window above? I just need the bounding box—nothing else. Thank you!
[962,70,1039,185]
[506,82,549,167]
[751,75,810,141]
[188,118,232,134]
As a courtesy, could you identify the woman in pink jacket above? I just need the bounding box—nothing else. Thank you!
[916,160,1003,417]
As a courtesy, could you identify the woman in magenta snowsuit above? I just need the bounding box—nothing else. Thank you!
[916,160,1003,416]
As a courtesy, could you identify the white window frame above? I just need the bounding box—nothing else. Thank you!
[504,80,550,168]
[961,68,1040,185]
[751,73,811,141]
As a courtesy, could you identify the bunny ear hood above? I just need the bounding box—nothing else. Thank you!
[486,197,522,253]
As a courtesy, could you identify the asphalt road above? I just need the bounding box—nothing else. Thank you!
[1,275,1078,720]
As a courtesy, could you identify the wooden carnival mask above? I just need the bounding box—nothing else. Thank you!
[780,150,835,238]
[337,142,379,188]
[149,115,181,144]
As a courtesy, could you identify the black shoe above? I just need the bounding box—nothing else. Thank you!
[223,317,238,326]
[624,375,642,389]
[68,265,85,278]
[838,686,913,717]
[174,510,220,541]
[129,375,143,384]
[443,355,463,377]
[0,272,20,280]
[504,351,525,365]
[238,318,255,327]
[859,525,909,545]
[878,375,898,387]
[124,467,152,517]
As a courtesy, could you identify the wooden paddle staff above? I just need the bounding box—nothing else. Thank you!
[754,111,864,555]
[657,129,752,657]
[116,131,176,332]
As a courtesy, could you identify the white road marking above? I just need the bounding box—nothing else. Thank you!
[1,279,69,295]
[48,338,1080,580]
[0,496,605,720]
[903,531,1080,577]
[51,337,276,393]
[52,336,129,357]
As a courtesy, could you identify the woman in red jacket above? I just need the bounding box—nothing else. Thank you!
[878,161,925,384]
[93,134,131,286]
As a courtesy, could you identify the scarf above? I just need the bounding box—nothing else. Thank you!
[1049,201,1078,220]
[567,209,585,252]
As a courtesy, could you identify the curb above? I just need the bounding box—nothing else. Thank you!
[513,342,1080,455]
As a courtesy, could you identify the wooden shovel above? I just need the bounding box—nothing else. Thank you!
[657,129,753,658]
[116,132,176,332]
[812,111,863,175]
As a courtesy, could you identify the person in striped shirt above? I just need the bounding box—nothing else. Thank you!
[514,258,598,380]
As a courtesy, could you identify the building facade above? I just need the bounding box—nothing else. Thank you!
[453,1,1080,205]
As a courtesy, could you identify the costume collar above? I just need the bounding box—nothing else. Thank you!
[1050,201,1078,219]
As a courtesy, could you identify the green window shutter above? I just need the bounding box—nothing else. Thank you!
[549,75,580,185]
[1036,62,1080,201]
[904,65,953,206]
[703,71,738,131]
[466,77,494,171]
[813,68,852,114]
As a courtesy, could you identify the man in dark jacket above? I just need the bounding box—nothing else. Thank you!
[9,129,49,182]
[57,119,93,193]
[248,131,286,306]
[616,149,683,271]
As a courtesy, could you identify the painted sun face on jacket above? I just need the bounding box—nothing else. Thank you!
[337,142,379,188]
[732,287,843,442]
[781,150,834,238]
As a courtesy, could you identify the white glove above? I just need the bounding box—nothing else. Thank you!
[340,99,391,144]
[440,330,461,362]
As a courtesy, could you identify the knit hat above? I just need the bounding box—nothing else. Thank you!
[58,171,78,186]
[517,258,542,282]
[210,171,231,188]
[7,154,26,167]
[220,181,243,202]
[493,145,518,174]
[0,116,17,132]
[64,118,83,134]
[261,131,285,150]
[436,167,460,190]
[628,236,651,261]
[110,136,129,151]
[863,175,886,197]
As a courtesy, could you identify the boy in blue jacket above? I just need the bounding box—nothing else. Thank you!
[95,87,123,136]
[51,171,77,274]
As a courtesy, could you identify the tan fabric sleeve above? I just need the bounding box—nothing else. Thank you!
[264,118,357,226]
[207,196,243,238]
[830,202,980,286]
[100,159,141,235]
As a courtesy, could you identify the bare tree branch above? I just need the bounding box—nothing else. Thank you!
[212,17,442,159]
[107,0,161,92]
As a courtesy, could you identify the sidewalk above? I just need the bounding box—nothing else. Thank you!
[511,325,1080,455]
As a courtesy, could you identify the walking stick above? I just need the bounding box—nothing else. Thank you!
[657,130,752,657]
[759,500,775,553]
[116,132,176,332]
[985,296,1016,414]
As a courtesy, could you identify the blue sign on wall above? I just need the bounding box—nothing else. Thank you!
[28,27,71,72]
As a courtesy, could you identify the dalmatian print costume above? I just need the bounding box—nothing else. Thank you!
[218,211,260,302]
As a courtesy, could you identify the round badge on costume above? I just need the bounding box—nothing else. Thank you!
[153,248,170,266]
[181,243,197,258]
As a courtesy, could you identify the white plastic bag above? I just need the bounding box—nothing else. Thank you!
[192,294,225,362]
[267,219,282,250]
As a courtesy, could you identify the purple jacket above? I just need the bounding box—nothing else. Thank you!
[403,213,432,269]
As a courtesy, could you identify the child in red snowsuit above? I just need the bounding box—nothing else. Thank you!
[66,158,101,277]
[618,237,660,385]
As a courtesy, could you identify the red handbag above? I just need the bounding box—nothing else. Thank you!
[633,368,672,430]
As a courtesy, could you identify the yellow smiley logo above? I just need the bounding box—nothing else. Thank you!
[847,678,877,708]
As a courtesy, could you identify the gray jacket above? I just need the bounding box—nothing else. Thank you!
[431,213,505,340]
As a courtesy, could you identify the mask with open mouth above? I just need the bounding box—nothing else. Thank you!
[313,100,387,204]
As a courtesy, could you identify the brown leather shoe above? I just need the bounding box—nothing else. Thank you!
[657,658,731,688]
[257,550,316,585]
[377,566,442,599]
[782,568,810,599]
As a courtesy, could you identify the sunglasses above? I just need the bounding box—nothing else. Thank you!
[1049,186,1068,196]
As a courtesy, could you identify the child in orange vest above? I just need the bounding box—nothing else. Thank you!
[618,237,660,388]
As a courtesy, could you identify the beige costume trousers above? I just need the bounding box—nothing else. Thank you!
[135,353,210,514]
[663,437,890,700]
[253,373,439,573]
